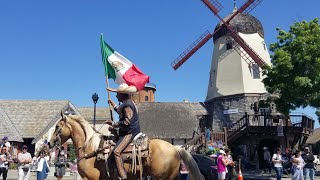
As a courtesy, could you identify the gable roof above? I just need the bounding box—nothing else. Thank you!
[137,102,209,139]
[0,107,23,142]
[0,100,73,140]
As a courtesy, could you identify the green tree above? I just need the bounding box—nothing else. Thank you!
[263,18,320,120]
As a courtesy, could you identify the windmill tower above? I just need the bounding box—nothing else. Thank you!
[171,0,272,126]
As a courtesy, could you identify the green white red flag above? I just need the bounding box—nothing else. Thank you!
[100,34,149,91]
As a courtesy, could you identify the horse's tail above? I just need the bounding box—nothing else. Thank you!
[175,147,202,180]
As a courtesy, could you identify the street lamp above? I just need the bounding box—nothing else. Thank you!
[92,93,99,130]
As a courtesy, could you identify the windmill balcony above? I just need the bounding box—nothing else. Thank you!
[225,112,314,148]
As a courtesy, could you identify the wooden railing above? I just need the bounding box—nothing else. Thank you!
[225,113,314,143]
[226,114,248,140]
[290,114,314,134]
[182,113,314,152]
[210,131,227,145]
[182,131,227,153]
[182,132,205,153]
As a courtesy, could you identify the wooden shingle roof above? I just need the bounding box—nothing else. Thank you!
[306,128,320,144]
[0,100,74,140]
[137,102,209,139]
[77,107,111,121]
[0,107,23,142]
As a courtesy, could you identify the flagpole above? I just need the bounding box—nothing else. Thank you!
[106,70,114,121]
[101,33,114,122]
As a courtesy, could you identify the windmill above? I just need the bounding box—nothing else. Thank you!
[171,0,267,71]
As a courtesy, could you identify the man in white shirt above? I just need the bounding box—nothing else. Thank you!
[272,148,283,180]
[17,145,32,180]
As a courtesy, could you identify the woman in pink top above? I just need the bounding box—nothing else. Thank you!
[217,150,229,180]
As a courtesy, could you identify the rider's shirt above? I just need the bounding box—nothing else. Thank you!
[115,99,140,137]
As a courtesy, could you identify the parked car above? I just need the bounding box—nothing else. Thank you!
[192,154,218,180]
[314,155,320,165]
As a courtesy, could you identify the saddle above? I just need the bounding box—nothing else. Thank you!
[96,133,149,178]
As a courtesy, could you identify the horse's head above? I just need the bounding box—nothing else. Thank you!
[49,112,72,149]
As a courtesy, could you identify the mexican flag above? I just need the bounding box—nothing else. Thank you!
[100,34,149,91]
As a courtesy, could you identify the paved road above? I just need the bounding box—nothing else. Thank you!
[242,167,320,180]
[5,167,320,180]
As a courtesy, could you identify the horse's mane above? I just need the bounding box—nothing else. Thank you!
[67,114,104,150]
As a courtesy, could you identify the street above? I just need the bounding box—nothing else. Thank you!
[4,166,320,180]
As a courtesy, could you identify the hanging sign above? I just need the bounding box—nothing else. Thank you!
[223,109,239,114]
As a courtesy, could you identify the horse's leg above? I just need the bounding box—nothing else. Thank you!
[78,159,106,180]
[148,140,181,180]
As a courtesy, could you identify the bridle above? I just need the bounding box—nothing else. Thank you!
[52,114,113,164]
[52,121,66,149]
[52,116,90,158]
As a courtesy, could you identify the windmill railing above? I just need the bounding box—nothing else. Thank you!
[290,114,314,133]
[244,113,314,129]
[246,113,288,127]
[224,112,315,140]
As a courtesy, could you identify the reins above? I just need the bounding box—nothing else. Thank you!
[53,116,101,164]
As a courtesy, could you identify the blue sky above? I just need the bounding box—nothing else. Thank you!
[0,1,319,126]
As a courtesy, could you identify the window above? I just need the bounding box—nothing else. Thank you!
[226,42,232,50]
[262,41,266,50]
[252,63,260,79]
[145,96,149,101]
[209,71,214,87]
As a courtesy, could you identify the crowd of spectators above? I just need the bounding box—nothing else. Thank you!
[0,136,74,180]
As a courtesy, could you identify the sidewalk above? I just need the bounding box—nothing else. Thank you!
[6,168,80,180]
[6,168,320,180]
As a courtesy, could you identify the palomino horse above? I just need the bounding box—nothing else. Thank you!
[49,114,201,180]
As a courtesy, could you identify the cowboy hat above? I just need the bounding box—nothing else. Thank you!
[262,147,268,150]
[219,150,226,155]
[107,83,137,95]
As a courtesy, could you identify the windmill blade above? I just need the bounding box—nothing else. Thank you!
[171,31,213,70]
[201,0,266,67]
[228,28,267,67]
[226,36,261,74]
[223,0,262,24]
[202,0,262,24]
[200,0,223,15]
[238,0,262,15]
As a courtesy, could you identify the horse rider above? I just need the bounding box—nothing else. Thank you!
[105,83,141,180]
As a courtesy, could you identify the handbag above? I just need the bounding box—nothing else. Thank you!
[22,167,29,172]
[21,164,30,172]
